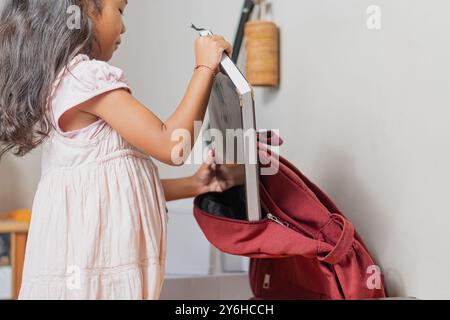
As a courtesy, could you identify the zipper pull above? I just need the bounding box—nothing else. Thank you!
[267,213,290,228]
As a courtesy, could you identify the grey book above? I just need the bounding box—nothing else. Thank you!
[194,26,262,221]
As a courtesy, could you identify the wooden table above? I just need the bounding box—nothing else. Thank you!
[0,220,29,300]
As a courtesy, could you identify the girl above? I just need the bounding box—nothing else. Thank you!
[0,0,243,300]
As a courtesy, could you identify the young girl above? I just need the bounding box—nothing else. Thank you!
[0,0,244,300]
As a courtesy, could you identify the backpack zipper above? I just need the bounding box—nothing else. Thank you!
[197,206,303,234]
[267,213,290,228]
[267,213,305,235]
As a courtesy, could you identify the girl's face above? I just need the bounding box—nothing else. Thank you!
[90,0,127,61]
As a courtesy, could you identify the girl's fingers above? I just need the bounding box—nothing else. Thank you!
[223,42,233,56]
[216,39,233,57]
[206,149,217,170]
[208,35,233,57]
[205,151,214,165]
[212,35,225,41]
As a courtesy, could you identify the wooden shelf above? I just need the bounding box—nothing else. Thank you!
[0,220,29,233]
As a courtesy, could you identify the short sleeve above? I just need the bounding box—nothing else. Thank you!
[50,54,131,134]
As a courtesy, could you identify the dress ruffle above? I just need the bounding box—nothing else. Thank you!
[19,261,165,300]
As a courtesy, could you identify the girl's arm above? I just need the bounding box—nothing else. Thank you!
[161,177,202,202]
[80,36,232,166]
[162,150,246,202]
[79,69,212,166]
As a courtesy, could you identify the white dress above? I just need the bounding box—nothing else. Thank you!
[19,54,168,300]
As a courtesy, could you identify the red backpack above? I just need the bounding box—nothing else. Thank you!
[193,132,387,299]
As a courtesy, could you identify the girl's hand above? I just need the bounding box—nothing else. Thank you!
[194,149,245,195]
[195,35,233,74]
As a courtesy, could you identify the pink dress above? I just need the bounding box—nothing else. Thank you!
[19,54,168,300]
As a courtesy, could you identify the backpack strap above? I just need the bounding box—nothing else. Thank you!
[318,214,355,265]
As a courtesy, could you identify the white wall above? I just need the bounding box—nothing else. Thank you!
[2,0,450,299]
[0,150,41,215]
[111,0,450,299]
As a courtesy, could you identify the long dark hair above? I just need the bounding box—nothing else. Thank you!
[0,0,103,159]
